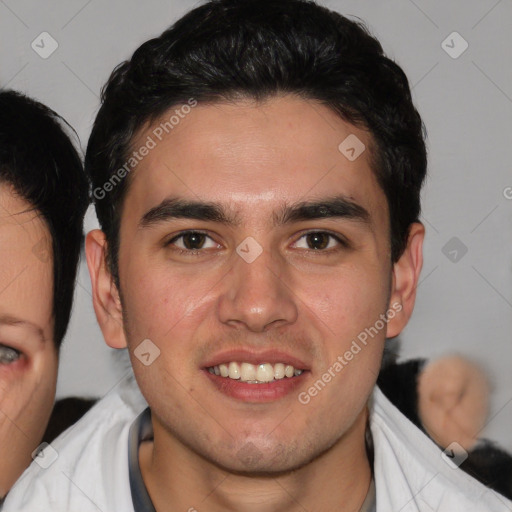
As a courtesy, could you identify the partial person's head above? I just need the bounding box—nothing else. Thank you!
[418,355,490,451]
[86,0,426,474]
[0,90,89,496]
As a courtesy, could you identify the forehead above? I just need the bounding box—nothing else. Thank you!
[0,184,53,333]
[125,95,388,227]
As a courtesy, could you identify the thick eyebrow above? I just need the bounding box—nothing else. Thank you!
[139,197,239,228]
[0,315,45,344]
[275,196,370,226]
[139,195,370,229]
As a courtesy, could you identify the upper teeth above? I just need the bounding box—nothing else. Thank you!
[208,362,303,382]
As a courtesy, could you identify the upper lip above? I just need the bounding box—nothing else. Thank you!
[202,349,310,370]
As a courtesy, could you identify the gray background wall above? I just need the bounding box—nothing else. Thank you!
[1,0,511,449]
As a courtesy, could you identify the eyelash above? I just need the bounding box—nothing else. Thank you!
[165,230,349,255]
[165,231,220,255]
[294,230,350,252]
[0,344,22,365]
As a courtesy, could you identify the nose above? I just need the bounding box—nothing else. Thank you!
[217,246,298,332]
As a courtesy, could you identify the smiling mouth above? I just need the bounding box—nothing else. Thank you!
[207,361,304,384]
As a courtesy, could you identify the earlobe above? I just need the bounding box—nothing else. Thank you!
[386,222,425,338]
[85,229,127,349]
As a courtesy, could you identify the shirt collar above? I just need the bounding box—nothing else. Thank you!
[128,407,155,512]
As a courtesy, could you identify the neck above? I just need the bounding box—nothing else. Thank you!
[140,407,372,512]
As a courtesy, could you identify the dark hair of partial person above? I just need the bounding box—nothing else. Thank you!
[0,89,90,348]
[86,0,427,286]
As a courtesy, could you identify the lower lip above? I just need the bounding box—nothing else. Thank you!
[203,369,308,403]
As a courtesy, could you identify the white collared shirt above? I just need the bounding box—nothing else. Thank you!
[370,386,511,511]
[3,381,511,511]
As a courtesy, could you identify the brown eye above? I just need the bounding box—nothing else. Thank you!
[167,231,220,252]
[181,232,206,250]
[306,232,330,250]
[293,231,347,251]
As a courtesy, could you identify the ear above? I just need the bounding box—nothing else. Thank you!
[85,229,127,349]
[386,222,424,338]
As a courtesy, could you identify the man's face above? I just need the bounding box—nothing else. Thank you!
[90,95,420,473]
[0,184,57,496]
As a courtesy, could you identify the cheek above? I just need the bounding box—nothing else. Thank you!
[0,359,56,441]
[0,370,56,497]
[305,264,390,337]
[122,260,218,342]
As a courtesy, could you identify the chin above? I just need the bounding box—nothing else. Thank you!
[195,436,326,476]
